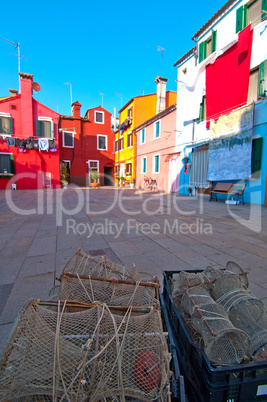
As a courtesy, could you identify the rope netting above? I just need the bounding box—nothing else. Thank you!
[59,248,155,283]
[170,262,267,365]
[52,274,159,309]
[0,300,170,401]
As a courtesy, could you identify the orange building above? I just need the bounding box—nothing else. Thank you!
[114,77,176,184]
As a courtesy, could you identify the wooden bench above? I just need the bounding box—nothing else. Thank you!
[210,183,246,205]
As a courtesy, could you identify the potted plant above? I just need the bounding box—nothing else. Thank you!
[90,170,100,188]
[115,175,120,186]
[60,166,69,189]
[129,177,135,189]
[188,187,192,196]
[120,176,125,187]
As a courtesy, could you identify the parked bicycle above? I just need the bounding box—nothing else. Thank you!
[142,177,158,191]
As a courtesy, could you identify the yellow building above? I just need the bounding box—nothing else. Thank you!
[114,77,176,184]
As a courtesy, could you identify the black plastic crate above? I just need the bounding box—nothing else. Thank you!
[162,270,267,402]
[160,293,186,402]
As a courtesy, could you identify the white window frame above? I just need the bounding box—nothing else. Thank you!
[95,110,104,124]
[153,153,160,174]
[97,134,108,150]
[87,160,99,173]
[127,131,133,148]
[38,116,54,139]
[141,156,147,174]
[153,120,160,140]
[62,131,74,148]
[140,128,146,145]
[61,160,71,169]
[0,112,12,135]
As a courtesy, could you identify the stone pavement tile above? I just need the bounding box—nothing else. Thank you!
[131,237,166,253]
[220,246,267,270]
[102,233,128,243]
[121,229,144,239]
[108,241,143,258]
[35,229,58,238]
[0,246,28,263]
[229,239,267,258]
[119,253,159,273]
[1,263,23,285]
[173,250,216,269]
[103,248,123,264]
[27,236,57,257]
[153,238,190,253]
[5,236,34,248]
[56,248,80,266]
[0,323,13,353]
[18,254,56,278]
[0,272,54,326]
[247,282,267,306]
[145,249,189,272]
[0,283,14,314]
[56,234,82,251]
[80,236,109,253]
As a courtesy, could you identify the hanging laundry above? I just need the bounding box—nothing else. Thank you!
[25,137,34,149]
[32,140,39,150]
[38,138,49,152]
[6,137,16,149]
[49,139,56,149]
[15,138,25,151]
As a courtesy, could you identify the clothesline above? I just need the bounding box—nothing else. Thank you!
[0,136,57,152]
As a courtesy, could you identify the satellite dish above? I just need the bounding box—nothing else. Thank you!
[32,82,41,92]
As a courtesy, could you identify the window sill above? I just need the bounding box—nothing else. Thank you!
[0,173,14,178]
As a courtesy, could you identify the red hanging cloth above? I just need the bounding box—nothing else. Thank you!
[206,25,253,128]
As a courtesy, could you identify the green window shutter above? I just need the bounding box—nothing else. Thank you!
[211,30,217,53]
[36,120,41,137]
[10,154,15,174]
[8,117,13,134]
[262,0,267,21]
[243,4,247,27]
[258,60,267,97]
[199,96,206,122]
[0,118,2,133]
[143,158,146,173]
[236,6,244,33]
[155,155,159,173]
[156,121,160,137]
[199,41,204,63]
[251,137,263,178]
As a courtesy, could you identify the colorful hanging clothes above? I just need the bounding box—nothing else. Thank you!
[15,138,25,150]
[6,137,16,149]
[206,25,253,127]
[38,138,49,152]
[25,137,33,149]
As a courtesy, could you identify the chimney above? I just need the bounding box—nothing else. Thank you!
[19,73,34,137]
[71,101,82,118]
[155,76,168,114]
[9,89,18,97]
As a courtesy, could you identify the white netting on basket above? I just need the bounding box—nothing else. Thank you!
[59,248,155,283]
[215,287,267,361]
[0,299,170,401]
[181,287,251,365]
[53,274,159,309]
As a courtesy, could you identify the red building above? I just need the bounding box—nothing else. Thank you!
[0,73,60,190]
[59,102,114,186]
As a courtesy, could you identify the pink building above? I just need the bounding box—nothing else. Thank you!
[135,103,178,192]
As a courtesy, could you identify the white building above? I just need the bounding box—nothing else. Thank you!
[175,0,267,204]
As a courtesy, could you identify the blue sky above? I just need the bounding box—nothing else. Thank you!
[1,0,226,118]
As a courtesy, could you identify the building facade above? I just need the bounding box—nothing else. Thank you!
[135,104,177,192]
[0,73,60,190]
[59,103,114,187]
[114,77,176,185]
[175,0,267,204]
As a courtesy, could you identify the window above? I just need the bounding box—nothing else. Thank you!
[97,135,107,150]
[236,0,266,33]
[140,128,146,144]
[247,60,267,102]
[118,137,124,151]
[141,157,147,174]
[0,153,14,173]
[115,164,119,174]
[62,131,74,148]
[251,137,263,178]
[127,132,133,147]
[198,30,217,63]
[126,162,132,175]
[36,117,54,139]
[88,160,99,172]
[0,114,13,135]
[154,121,160,139]
[197,96,206,123]
[153,154,160,173]
[114,140,118,153]
[127,106,133,121]
[95,111,104,124]
[259,60,267,97]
